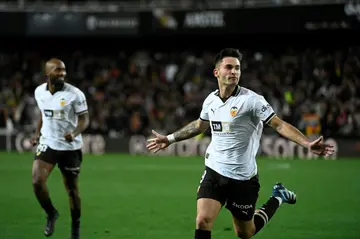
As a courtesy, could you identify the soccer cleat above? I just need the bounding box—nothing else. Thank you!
[44,210,59,237]
[272,183,296,204]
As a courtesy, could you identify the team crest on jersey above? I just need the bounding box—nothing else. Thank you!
[60,98,66,107]
[230,106,238,117]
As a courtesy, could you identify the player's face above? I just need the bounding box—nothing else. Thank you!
[213,57,241,87]
[47,61,66,86]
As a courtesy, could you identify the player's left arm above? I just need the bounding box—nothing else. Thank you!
[72,91,89,137]
[72,112,89,137]
[252,96,334,156]
[267,116,309,148]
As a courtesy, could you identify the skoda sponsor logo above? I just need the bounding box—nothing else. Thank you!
[232,202,253,209]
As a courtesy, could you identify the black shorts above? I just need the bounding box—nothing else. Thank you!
[34,144,83,176]
[197,166,260,221]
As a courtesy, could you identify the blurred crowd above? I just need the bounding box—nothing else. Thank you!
[0,46,359,138]
[3,0,341,11]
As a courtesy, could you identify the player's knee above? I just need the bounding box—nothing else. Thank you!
[236,227,255,239]
[67,188,80,198]
[32,175,45,188]
[196,214,214,230]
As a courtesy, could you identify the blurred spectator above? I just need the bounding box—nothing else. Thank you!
[1,46,359,138]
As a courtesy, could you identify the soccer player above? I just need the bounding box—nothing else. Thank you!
[30,58,89,239]
[146,48,335,239]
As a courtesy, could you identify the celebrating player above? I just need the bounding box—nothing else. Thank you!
[147,48,335,239]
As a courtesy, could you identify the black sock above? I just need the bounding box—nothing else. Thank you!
[195,229,211,239]
[71,208,81,227]
[254,197,280,234]
[42,198,57,216]
[34,184,56,216]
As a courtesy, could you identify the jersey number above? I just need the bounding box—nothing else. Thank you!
[36,144,48,155]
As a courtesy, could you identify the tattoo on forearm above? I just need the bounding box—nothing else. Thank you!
[174,120,202,141]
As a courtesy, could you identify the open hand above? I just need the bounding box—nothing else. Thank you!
[146,130,171,153]
[308,136,335,156]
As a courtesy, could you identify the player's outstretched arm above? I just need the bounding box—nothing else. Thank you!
[267,115,335,156]
[147,119,209,153]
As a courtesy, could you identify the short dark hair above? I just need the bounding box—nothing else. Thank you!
[214,48,243,66]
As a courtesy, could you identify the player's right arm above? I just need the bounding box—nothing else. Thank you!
[147,94,212,153]
[31,107,43,146]
[35,112,42,136]
[146,119,209,153]
[31,87,43,146]
[172,119,209,141]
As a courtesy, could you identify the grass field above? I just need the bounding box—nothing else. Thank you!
[0,152,359,239]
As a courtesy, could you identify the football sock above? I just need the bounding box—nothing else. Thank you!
[71,208,81,227]
[195,229,211,239]
[254,197,280,234]
[33,183,56,216]
[69,194,81,227]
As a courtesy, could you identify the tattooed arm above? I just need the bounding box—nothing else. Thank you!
[146,119,210,153]
[172,119,210,142]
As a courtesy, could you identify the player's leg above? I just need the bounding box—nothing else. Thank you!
[229,180,296,238]
[226,175,260,239]
[32,144,59,237]
[232,217,255,239]
[196,167,227,239]
[58,150,83,239]
[252,183,296,236]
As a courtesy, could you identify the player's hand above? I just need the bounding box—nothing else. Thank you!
[146,130,171,153]
[308,136,335,156]
[30,135,39,146]
[64,132,75,142]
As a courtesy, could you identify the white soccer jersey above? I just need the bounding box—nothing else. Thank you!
[34,83,88,151]
[200,86,275,180]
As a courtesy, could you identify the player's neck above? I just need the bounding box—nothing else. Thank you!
[47,82,63,94]
[219,85,237,100]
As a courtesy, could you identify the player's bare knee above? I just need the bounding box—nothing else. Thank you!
[32,172,46,187]
[66,188,80,198]
[237,227,255,239]
[196,214,214,230]
[233,221,255,239]
[235,231,254,239]
[32,179,44,189]
[234,227,242,238]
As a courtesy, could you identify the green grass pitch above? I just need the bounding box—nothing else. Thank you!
[0,152,359,239]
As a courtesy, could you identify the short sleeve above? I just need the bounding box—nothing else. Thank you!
[73,91,88,115]
[199,95,212,121]
[250,95,276,124]
[34,88,42,108]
